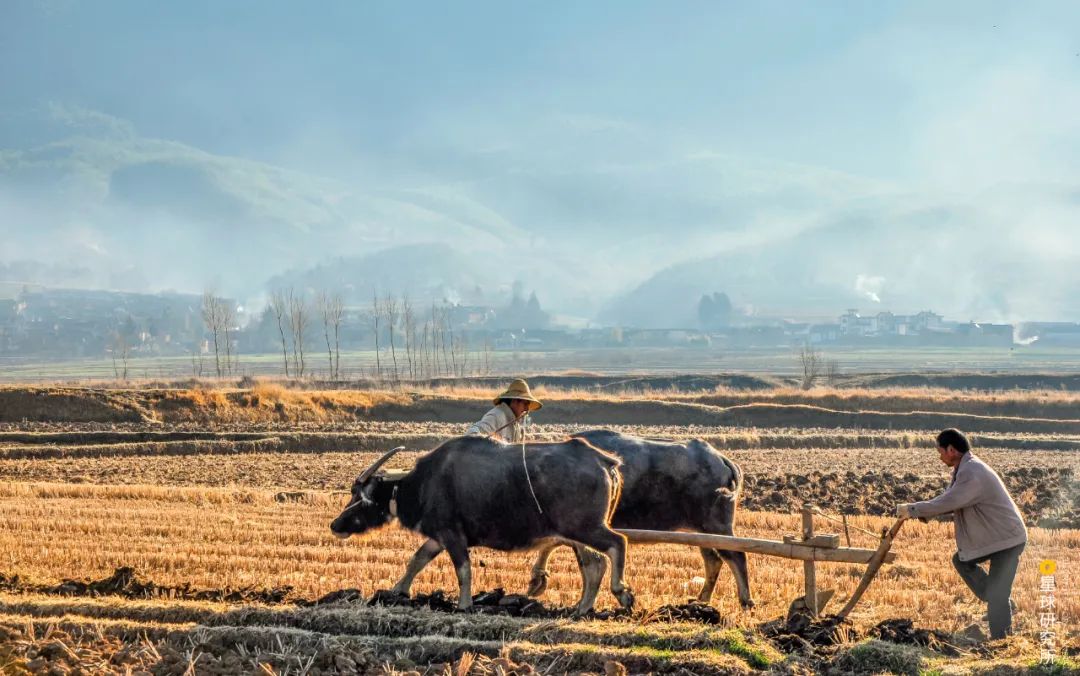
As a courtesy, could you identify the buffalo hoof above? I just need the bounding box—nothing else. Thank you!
[615,587,635,610]
[740,599,756,610]
[526,571,549,598]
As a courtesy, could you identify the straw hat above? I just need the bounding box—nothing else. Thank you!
[495,378,543,411]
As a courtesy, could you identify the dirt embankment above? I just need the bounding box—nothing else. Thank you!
[852,372,1080,391]
[0,386,410,425]
[405,373,787,392]
[381,398,1080,435]
[0,388,149,424]
[6,384,1080,434]
[685,391,1080,420]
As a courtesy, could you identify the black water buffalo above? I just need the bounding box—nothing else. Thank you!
[527,429,753,608]
[330,436,635,615]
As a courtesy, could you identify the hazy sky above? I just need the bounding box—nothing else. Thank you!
[3,1,1080,321]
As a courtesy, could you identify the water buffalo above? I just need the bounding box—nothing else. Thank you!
[330,436,635,615]
[527,429,753,608]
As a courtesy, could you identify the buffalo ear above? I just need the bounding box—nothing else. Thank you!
[359,477,378,503]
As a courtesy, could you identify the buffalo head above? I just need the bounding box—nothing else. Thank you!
[330,446,404,539]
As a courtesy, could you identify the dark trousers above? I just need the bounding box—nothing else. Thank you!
[952,542,1025,639]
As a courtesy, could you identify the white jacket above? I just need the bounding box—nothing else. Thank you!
[909,452,1028,561]
[466,402,523,443]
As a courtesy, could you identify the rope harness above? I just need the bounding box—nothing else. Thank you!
[809,505,884,544]
[483,408,544,515]
[520,414,544,514]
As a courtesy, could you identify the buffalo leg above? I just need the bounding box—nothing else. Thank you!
[570,544,607,615]
[441,533,472,610]
[575,527,633,610]
[699,548,725,603]
[704,500,754,608]
[392,538,443,596]
[720,551,753,608]
[527,542,558,597]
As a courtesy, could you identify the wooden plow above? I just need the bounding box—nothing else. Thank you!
[619,503,906,618]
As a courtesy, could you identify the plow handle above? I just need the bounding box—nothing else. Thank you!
[835,517,906,621]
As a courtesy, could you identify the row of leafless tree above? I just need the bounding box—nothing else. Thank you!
[267,288,345,379]
[371,293,494,382]
[798,342,840,389]
[201,291,238,377]
[195,288,494,381]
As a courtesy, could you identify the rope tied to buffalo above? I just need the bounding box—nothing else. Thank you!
[520,414,544,514]
[810,505,886,542]
[480,409,544,514]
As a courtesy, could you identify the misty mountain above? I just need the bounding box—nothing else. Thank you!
[4,109,1080,324]
[264,243,499,306]
[0,113,887,316]
[6,2,1080,328]
[0,130,522,299]
[604,191,1080,327]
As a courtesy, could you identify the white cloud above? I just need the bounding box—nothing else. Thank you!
[47,103,136,139]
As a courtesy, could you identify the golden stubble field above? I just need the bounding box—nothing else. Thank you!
[1,482,1076,630]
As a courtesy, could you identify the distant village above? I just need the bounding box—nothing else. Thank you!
[2,286,1080,361]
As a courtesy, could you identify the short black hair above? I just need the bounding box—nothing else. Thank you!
[936,428,970,454]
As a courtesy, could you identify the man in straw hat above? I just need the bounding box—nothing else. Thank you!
[466,378,543,443]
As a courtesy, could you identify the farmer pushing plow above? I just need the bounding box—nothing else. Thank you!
[896,428,1028,639]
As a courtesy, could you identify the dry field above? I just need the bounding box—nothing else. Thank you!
[0,379,1077,674]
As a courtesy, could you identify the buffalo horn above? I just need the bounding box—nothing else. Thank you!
[357,446,406,484]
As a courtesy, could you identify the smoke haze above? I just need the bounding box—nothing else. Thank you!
[3,1,1080,324]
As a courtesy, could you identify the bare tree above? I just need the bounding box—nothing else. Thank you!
[417,318,429,380]
[201,290,224,377]
[330,294,344,380]
[798,342,823,390]
[287,290,309,377]
[221,300,237,376]
[270,290,291,377]
[403,294,417,380]
[383,293,399,383]
[448,325,459,376]
[440,307,452,377]
[110,331,130,381]
[423,304,436,375]
[316,290,332,379]
[482,337,494,375]
[429,303,451,377]
[371,291,382,381]
[451,330,468,376]
[426,319,436,378]
[315,290,346,380]
[190,346,204,378]
[825,359,841,387]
